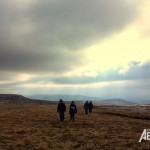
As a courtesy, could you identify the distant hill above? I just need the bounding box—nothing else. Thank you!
[27,94,103,101]
[94,98,136,106]
[27,94,136,105]
[0,94,53,104]
[0,94,29,102]
[132,100,150,104]
[0,94,137,105]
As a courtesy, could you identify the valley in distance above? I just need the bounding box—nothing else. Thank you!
[0,94,150,150]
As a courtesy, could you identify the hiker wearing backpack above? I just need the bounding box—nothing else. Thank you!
[57,99,66,121]
[69,101,77,121]
[84,101,89,114]
[89,101,93,113]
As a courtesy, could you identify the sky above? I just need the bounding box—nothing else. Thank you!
[0,0,150,101]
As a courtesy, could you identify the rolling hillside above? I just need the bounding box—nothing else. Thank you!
[0,94,52,104]
[28,94,136,105]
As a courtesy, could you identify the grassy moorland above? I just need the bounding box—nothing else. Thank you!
[0,103,150,150]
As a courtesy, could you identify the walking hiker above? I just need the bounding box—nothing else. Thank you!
[69,101,77,121]
[89,101,93,113]
[57,99,66,121]
[84,101,89,114]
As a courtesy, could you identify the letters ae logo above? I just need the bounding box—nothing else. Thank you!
[139,129,150,142]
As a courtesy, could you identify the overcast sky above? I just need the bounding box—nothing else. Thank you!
[0,0,150,101]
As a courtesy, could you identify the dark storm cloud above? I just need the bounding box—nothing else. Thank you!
[0,71,18,81]
[0,49,81,73]
[26,0,136,50]
[0,0,136,74]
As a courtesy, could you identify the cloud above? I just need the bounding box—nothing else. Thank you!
[19,61,150,85]
[0,0,136,74]
[125,61,150,80]
[1,61,150,101]
[26,0,136,49]
[53,61,150,84]
[1,60,149,93]
[0,48,82,73]
[134,0,150,37]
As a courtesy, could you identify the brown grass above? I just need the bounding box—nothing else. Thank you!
[0,103,150,150]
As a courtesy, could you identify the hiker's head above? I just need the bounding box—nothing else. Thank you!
[71,101,74,104]
[60,99,63,103]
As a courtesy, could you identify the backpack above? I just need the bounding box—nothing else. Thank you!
[70,105,76,113]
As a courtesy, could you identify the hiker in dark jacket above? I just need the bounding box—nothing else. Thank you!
[89,101,93,113]
[57,99,66,121]
[84,101,89,114]
[69,101,77,121]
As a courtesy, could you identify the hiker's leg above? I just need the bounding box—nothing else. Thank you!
[62,112,64,121]
[72,113,75,121]
[59,112,62,121]
[70,113,72,121]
